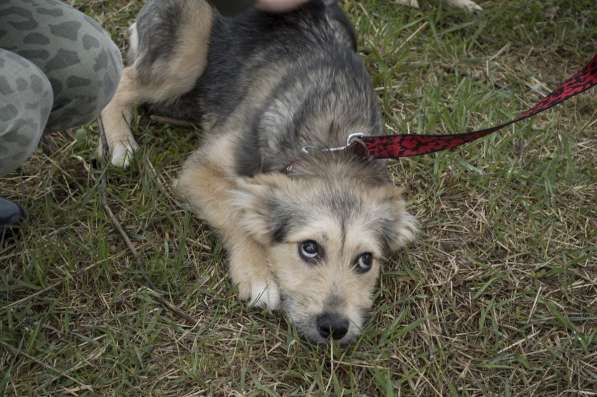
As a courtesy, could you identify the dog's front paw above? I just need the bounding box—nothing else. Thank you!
[237,277,280,311]
[98,138,139,168]
[228,238,279,310]
[110,139,139,168]
[447,0,482,12]
[395,0,420,8]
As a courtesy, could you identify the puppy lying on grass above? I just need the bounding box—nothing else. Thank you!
[101,0,417,344]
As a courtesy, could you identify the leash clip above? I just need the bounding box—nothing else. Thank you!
[302,133,366,154]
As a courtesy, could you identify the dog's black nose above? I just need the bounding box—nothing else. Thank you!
[317,313,349,340]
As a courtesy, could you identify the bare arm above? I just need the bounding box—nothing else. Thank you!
[210,0,309,16]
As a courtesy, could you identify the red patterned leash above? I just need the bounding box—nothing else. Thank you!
[347,55,597,159]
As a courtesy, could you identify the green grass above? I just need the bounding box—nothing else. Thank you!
[1,0,596,395]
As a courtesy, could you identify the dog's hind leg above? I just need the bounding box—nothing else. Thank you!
[99,0,214,167]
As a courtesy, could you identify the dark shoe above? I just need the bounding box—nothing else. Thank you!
[0,197,25,226]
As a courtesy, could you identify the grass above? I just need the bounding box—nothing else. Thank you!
[1,0,596,395]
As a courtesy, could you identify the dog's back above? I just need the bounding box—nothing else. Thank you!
[196,1,357,118]
[160,1,383,176]
[151,2,382,173]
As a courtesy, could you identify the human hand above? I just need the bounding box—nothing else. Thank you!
[255,0,310,12]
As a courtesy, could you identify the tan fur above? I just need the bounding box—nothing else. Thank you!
[174,57,303,309]
[175,131,281,309]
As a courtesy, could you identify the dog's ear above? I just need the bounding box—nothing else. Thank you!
[228,173,294,245]
[376,186,418,252]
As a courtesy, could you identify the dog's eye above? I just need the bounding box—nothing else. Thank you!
[354,253,373,274]
[299,240,322,263]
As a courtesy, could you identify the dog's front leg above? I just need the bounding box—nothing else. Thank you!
[176,149,280,310]
[227,233,280,310]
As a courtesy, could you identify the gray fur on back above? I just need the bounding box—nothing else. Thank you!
[139,0,383,177]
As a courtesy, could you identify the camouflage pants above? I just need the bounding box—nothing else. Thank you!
[0,0,123,176]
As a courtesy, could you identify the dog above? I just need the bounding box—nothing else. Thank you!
[100,0,417,344]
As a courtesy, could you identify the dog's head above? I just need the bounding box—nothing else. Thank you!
[230,155,417,344]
